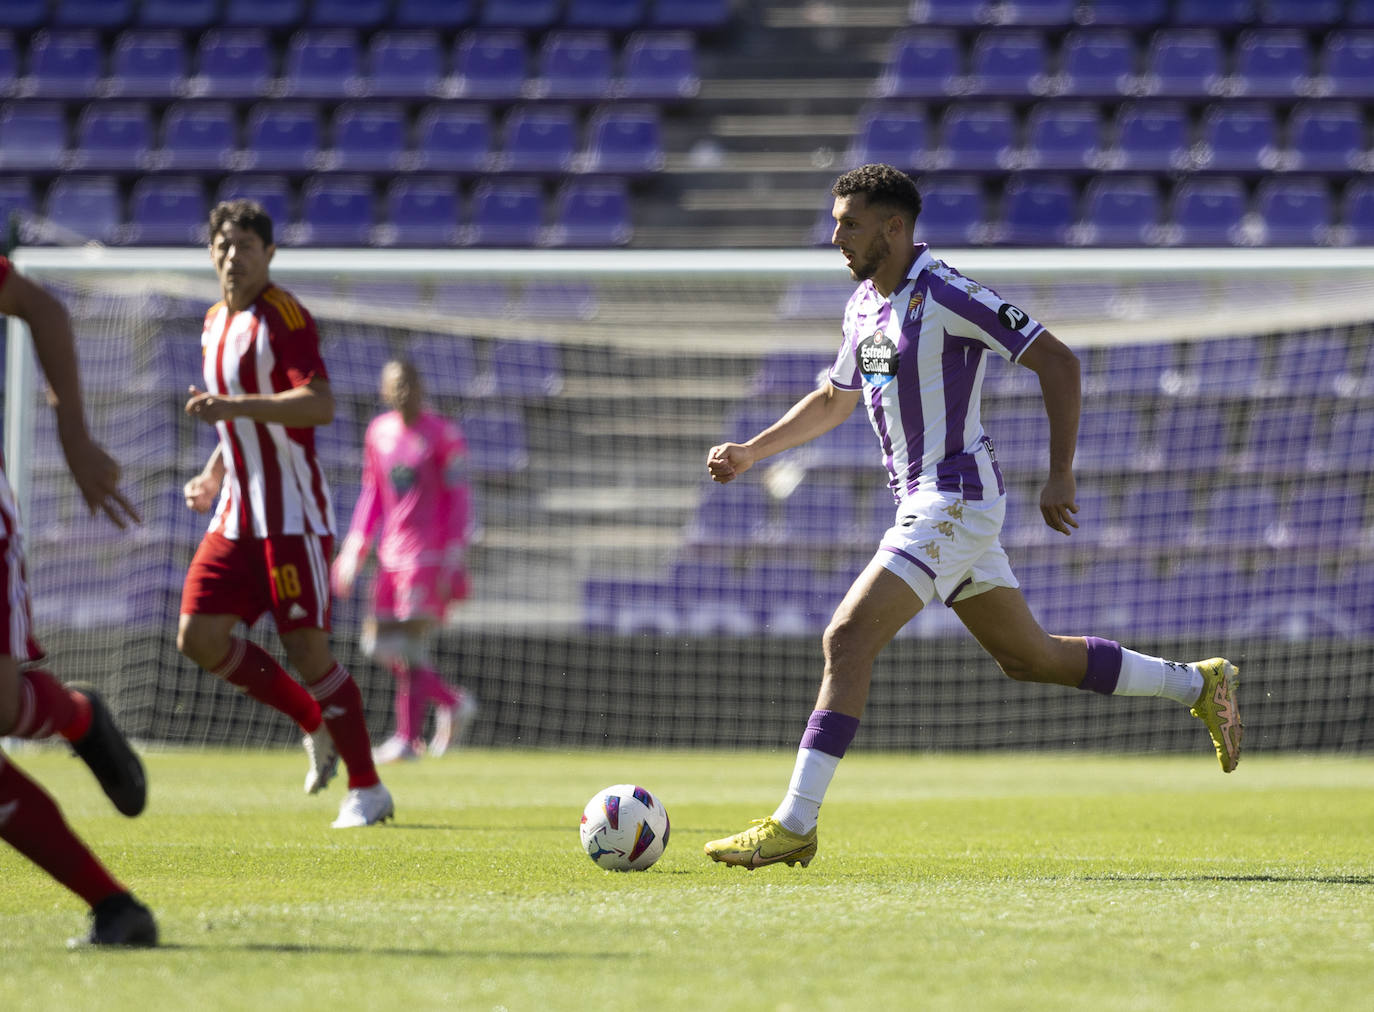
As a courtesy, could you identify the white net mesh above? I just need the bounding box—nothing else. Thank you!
[5,247,1372,753]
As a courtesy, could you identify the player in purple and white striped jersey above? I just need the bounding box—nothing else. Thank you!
[703,164,1241,871]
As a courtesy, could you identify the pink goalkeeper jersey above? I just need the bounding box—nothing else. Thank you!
[830,243,1044,502]
[347,409,471,571]
[201,283,335,539]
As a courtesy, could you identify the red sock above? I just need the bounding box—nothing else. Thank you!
[0,756,125,907]
[8,669,92,741]
[213,638,322,733]
[308,664,379,789]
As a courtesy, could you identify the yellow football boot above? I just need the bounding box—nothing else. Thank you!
[703,818,817,869]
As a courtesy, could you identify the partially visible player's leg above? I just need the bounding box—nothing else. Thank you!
[954,587,1241,771]
[705,560,919,869]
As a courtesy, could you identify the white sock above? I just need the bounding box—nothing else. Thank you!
[771,747,840,834]
[1116,649,1204,705]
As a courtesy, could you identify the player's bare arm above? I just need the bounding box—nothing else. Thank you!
[708,382,860,483]
[185,376,336,428]
[1019,330,1081,535]
[0,267,140,528]
[184,445,224,514]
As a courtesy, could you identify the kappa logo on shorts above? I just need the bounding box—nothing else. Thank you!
[997,303,1029,331]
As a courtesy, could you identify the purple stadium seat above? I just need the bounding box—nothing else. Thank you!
[451,30,529,100]
[998,0,1077,24]
[545,178,632,247]
[376,177,462,247]
[910,0,993,25]
[1057,28,1137,97]
[1238,403,1321,474]
[1113,478,1196,546]
[107,29,188,99]
[1324,404,1374,472]
[1079,175,1162,245]
[1172,0,1255,26]
[223,0,307,30]
[1077,0,1168,26]
[293,175,375,246]
[411,104,493,172]
[0,176,35,231]
[24,29,103,98]
[1286,102,1366,172]
[579,104,664,173]
[366,30,443,98]
[1199,484,1282,548]
[0,32,14,93]
[1108,102,1191,170]
[531,31,615,100]
[917,176,986,245]
[982,403,1050,472]
[43,175,122,245]
[481,0,561,29]
[780,481,858,545]
[394,0,478,28]
[1074,405,1145,470]
[618,31,699,99]
[281,29,364,99]
[966,30,1050,95]
[846,106,928,172]
[243,102,321,171]
[325,102,406,171]
[466,179,545,247]
[1141,28,1225,97]
[485,340,563,396]
[1021,102,1102,169]
[934,102,1017,170]
[156,101,236,170]
[774,282,860,322]
[874,30,963,99]
[216,174,292,226]
[137,0,218,29]
[647,0,731,29]
[1267,330,1350,396]
[53,0,135,29]
[998,176,1076,245]
[319,328,390,398]
[0,0,47,30]
[191,28,273,99]
[1254,177,1331,245]
[1282,478,1366,548]
[407,335,481,398]
[462,408,530,473]
[1168,177,1249,246]
[498,105,578,173]
[747,351,832,395]
[309,0,390,28]
[567,0,647,29]
[1317,31,1374,99]
[1339,179,1374,245]
[127,175,207,245]
[70,101,154,171]
[1193,103,1280,171]
[1177,334,1264,396]
[1097,342,1177,395]
[686,481,772,545]
[0,102,68,170]
[1149,402,1232,470]
[1232,28,1311,98]
[1259,0,1342,26]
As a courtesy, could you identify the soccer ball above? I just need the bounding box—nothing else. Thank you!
[579,784,670,871]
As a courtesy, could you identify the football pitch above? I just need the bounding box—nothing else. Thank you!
[2,747,1371,1011]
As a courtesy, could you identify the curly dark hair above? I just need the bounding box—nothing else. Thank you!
[831,164,922,225]
[209,198,274,248]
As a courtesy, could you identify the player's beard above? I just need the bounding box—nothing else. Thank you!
[846,234,891,282]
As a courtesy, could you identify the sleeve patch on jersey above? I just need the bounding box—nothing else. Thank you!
[997,303,1029,331]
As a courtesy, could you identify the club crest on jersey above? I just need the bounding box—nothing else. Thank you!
[997,303,1029,331]
[905,292,924,321]
[858,331,899,388]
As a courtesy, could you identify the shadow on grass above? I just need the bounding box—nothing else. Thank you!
[1084,874,1374,885]
[147,942,635,958]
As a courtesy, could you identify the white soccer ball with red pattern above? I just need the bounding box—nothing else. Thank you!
[579,784,670,871]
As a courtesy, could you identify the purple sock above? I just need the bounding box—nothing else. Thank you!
[1077,636,1123,695]
[798,709,860,758]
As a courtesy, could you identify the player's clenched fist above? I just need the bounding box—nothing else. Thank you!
[707,442,753,484]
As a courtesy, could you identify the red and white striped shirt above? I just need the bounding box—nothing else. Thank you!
[201,283,335,539]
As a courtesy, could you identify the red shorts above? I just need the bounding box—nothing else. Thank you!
[372,565,469,623]
[181,530,334,633]
[0,537,43,662]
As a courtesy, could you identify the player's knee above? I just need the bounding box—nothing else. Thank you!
[176,621,225,669]
[822,615,876,674]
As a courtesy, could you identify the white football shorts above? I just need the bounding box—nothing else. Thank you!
[874,488,1019,607]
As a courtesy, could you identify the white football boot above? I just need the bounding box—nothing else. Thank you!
[302,725,339,795]
[332,783,395,828]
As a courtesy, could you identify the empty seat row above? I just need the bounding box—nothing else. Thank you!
[909,0,1374,30]
[878,26,1374,99]
[0,27,700,102]
[814,174,1374,247]
[849,101,1374,175]
[4,174,634,248]
[0,101,664,175]
[0,0,731,32]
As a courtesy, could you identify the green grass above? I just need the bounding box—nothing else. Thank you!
[2,747,1372,1011]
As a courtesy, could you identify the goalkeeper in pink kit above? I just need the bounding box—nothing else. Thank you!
[332,359,477,762]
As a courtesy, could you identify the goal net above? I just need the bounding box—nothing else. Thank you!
[4,246,1372,755]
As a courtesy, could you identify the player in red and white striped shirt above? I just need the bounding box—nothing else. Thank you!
[178,200,392,829]
[0,255,156,946]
